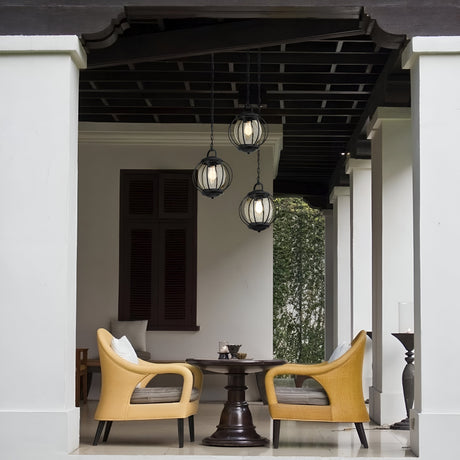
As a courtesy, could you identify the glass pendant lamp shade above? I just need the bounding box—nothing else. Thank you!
[193,149,232,199]
[228,111,268,154]
[239,183,275,232]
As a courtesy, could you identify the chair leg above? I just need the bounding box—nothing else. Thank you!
[93,421,105,446]
[273,419,281,449]
[355,422,368,448]
[177,418,184,448]
[188,415,195,442]
[75,375,80,407]
[102,421,113,443]
[82,373,88,404]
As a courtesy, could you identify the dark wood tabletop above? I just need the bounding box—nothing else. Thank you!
[186,358,285,374]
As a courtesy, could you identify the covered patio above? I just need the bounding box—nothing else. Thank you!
[1,1,460,459]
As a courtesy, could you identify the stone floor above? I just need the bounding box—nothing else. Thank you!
[73,400,413,458]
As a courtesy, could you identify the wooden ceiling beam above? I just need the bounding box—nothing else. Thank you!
[181,51,389,65]
[79,90,370,101]
[81,70,378,84]
[78,106,362,116]
[346,48,407,154]
[86,18,365,67]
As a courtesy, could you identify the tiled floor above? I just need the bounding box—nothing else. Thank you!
[74,401,413,458]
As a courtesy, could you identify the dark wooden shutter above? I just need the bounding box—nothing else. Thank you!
[119,170,198,330]
[159,173,193,218]
[157,222,196,328]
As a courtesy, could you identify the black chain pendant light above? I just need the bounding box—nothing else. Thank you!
[193,54,232,198]
[228,51,268,154]
[239,149,275,232]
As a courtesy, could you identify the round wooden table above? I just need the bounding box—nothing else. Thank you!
[186,358,285,447]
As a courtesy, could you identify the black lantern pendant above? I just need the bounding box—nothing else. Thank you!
[193,149,232,198]
[228,51,268,154]
[193,54,232,198]
[239,150,275,232]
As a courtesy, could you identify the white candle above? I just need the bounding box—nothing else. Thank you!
[398,301,414,333]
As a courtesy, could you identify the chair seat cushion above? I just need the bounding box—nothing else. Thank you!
[275,386,329,406]
[131,387,200,404]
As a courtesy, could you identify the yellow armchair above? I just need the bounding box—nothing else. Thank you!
[93,328,203,447]
[265,330,369,448]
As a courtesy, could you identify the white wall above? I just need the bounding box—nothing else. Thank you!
[76,123,282,401]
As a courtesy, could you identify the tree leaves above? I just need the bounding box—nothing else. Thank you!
[273,197,325,364]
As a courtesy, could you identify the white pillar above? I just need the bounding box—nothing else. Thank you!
[0,36,86,456]
[323,209,335,359]
[346,158,372,399]
[367,107,413,425]
[402,36,460,460]
[329,187,351,348]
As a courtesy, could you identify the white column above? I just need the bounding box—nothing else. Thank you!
[402,37,460,460]
[0,36,86,456]
[329,187,351,348]
[323,209,335,359]
[367,107,413,425]
[346,158,372,399]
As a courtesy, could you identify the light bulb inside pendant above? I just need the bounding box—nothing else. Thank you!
[254,199,264,220]
[207,165,217,188]
[244,121,253,137]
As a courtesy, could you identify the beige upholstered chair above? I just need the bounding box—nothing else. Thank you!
[265,330,369,448]
[93,328,202,447]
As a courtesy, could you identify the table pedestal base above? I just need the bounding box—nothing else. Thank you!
[202,374,268,447]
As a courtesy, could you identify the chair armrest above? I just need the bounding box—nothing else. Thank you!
[266,362,331,379]
[120,360,202,403]
[265,341,365,407]
[265,363,331,405]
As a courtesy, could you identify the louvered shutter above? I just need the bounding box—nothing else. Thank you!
[158,222,196,328]
[119,170,197,330]
[159,173,193,218]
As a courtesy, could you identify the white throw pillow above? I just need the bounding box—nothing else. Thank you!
[111,335,139,365]
[110,320,148,351]
[328,342,351,362]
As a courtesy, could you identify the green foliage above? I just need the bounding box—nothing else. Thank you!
[273,197,325,364]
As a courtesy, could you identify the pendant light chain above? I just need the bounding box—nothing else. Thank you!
[256,149,261,185]
[257,49,262,113]
[210,53,215,152]
[245,51,250,108]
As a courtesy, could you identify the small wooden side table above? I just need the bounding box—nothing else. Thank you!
[76,348,88,407]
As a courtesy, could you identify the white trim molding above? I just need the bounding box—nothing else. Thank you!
[79,122,283,178]
[402,36,460,69]
[0,35,86,68]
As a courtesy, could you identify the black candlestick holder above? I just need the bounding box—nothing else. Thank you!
[390,332,414,430]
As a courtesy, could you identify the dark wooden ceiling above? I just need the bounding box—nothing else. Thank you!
[79,14,409,208]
